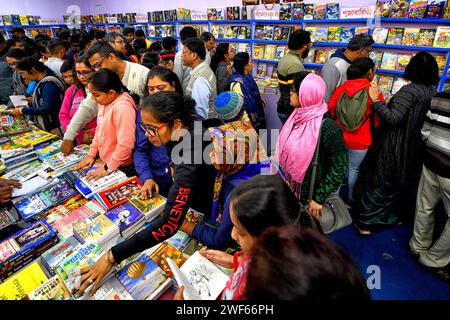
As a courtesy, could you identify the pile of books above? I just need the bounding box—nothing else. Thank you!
[211,25,251,39]
[73,168,128,199]
[0,143,37,172]
[127,194,166,223]
[2,160,45,183]
[104,203,145,240]
[373,26,450,48]
[42,144,90,172]
[93,176,141,210]
[0,219,59,281]
[72,212,120,249]
[0,112,32,137]
[11,129,57,147]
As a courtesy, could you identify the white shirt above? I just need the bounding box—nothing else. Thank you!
[190,62,212,120]
[45,57,64,78]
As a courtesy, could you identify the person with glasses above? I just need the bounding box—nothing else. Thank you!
[277,30,313,124]
[321,33,375,103]
[5,48,27,97]
[200,32,216,66]
[60,42,149,156]
[134,66,183,200]
[103,32,131,62]
[59,56,97,146]
[73,91,223,297]
[210,43,236,94]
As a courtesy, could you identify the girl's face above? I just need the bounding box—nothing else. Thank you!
[75,62,93,85]
[140,109,181,147]
[87,82,118,105]
[147,76,176,95]
[230,201,255,254]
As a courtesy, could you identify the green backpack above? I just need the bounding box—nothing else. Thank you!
[335,88,370,132]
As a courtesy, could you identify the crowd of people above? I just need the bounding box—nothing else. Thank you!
[0,23,448,300]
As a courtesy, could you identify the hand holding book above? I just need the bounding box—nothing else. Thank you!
[140,179,160,200]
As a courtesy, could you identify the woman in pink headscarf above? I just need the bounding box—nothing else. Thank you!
[275,73,348,219]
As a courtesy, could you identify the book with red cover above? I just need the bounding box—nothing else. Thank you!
[95,177,142,210]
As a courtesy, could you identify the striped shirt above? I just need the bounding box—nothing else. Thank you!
[422,91,450,178]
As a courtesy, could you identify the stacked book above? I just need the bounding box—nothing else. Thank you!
[0,143,38,172]
[40,144,90,178]
[13,178,78,221]
[72,212,120,250]
[74,168,128,199]
[11,129,57,147]
[41,235,81,276]
[372,26,450,48]
[1,160,45,183]
[93,177,142,210]
[0,112,32,137]
[0,219,59,281]
[127,194,166,223]
[104,203,145,240]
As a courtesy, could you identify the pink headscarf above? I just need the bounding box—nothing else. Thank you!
[275,73,328,198]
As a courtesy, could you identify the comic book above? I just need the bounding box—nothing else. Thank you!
[435,55,446,72]
[373,51,384,67]
[72,212,119,245]
[303,4,315,20]
[11,15,20,25]
[355,27,369,34]
[313,4,327,20]
[380,52,398,70]
[386,28,405,45]
[418,28,437,46]
[253,45,264,59]
[377,75,394,98]
[207,8,217,21]
[304,27,317,42]
[326,3,340,19]
[150,242,187,277]
[254,24,264,40]
[402,27,421,46]
[233,6,240,20]
[127,194,166,223]
[327,27,342,42]
[315,49,328,64]
[396,53,413,71]
[94,177,141,210]
[433,26,450,48]
[216,8,225,20]
[389,0,411,17]
[275,46,287,60]
[304,48,317,64]
[315,27,328,42]
[264,45,276,61]
[425,0,446,18]
[226,7,233,20]
[104,203,144,238]
[263,25,274,40]
[0,114,31,137]
[408,0,428,18]
[279,3,292,20]
[293,3,304,20]
[391,77,410,95]
[376,0,392,17]
[372,27,389,44]
[257,62,268,77]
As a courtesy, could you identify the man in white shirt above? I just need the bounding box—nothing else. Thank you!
[173,26,198,94]
[182,38,217,120]
[44,40,66,78]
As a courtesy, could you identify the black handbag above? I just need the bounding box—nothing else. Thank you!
[308,119,352,234]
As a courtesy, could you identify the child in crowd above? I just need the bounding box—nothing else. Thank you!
[59,57,97,146]
[75,69,137,180]
[60,59,75,87]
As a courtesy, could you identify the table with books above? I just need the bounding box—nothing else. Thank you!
[0,110,234,301]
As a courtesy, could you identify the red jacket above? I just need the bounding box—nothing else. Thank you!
[328,78,383,150]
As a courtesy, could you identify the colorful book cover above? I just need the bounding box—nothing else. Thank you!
[326,3,340,19]
[263,25,274,40]
[95,177,141,210]
[50,206,98,240]
[273,26,283,40]
[104,203,144,232]
[425,0,446,18]
[435,55,446,72]
[72,213,118,244]
[166,230,191,250]
[327,27,342,42]
[313,4,327,19]
[275,46,287,60]
[0,210,15,231]
[433,26,450,48]
[11,15,20,25]
[354,27,370,34]
[402,27,421,45]
[2,160,44,183]
[74,169,127,199]
[380,52,398,70]
[304,48,317,64]
[2,15,12,26]
[207,8,217,21]
[253,45,264,59]
[34,140,61,160]
[372,27,389,44]
[257,62,268,77]
[444,2,450,17]
[0,262,48,300]
[293,3,304,20]
[116,253,168,300]
[57,242,104,291]
[391,77,410,94]
[418,28,437,46]
[226,7,233,20]
[315,27,328,42]
[254,25,264,39]
[91,275,133,300]
[396,53,413,71]
[280,27,290,40]
[0,113,31,137]
[263,45,276,61]
[373,51,384,67]
[150,242,186,277]
[304,26,317,42]
[303,4,315,20]
[408,0,428,18]
[376,0,392,17]
[314,49,328,64]
[390,0,411,17]
[279,3,292,20]
[41,194,88,223]
[41,236,81,275]
[43,145,90,169]
[216,8,225,20]
[378,75,395,94]
[12,130,57,147]
[27,274,71,300]
[127,194,166,215]
[386,28,405,45]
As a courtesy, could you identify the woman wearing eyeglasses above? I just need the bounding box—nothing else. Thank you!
[74,91,223,297]
[134,66,182,199]
[59,56,97,146]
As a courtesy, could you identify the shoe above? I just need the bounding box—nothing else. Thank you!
[354,222,371,236]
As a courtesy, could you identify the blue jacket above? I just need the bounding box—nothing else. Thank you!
[133,110,173,196]
[192,162,269,249]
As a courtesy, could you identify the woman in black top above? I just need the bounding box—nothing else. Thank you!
[74,91,222,297]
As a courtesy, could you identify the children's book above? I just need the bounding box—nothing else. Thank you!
[376,0,392,17]
[402,27,421,46]
[264,44,276,61]
[2,160,44,183]
[94,177,141,210]
[314,27,328,42]
[425,0,446,18]
[303,4,315,20]
[327,27,342,42]
[315,49,328,64]
[418,28,437,46]
[354,27,369,34]
[91,275,133,300]
[0,261,48,300]
[74,168,128,199]
[257,62,268,77]
[254,24,264,40]
[104,203,144,237]
[396,53,413,71]
[372,27,389,44]
[41,194,88,223]
[279,3,292,20]
[12,130,57,147]
[304,48,317,64]
[433,26,450,48]
[377,75,395,98]
[326,3,340,19]
[435,55,446,72]
[11,15,20,25]
[293,3,304,20]
[304,27,317,42]
[444,2,450,17]
[226,7,234,20]
[380,52,398,70]
[275,46,286,60]
[34,140,61,161]
[389,0,411,17]
[207,8,217,21]
[116,253,170,300]
[408,0,428,18]
[386,28,405,45]
[150,242,187,277]
[72,213,119,245]
[313,4,327,19]
[263,25,274,40]
[43,144,90,170]
[233,6,240,20]
[41,236,81,275]
[50,204,100,240]
[127,194,166,222]
[216,8,225,20]
[373,51,384,67]
[391,77,410,94]
[253,45,264,59]
[27,274,71,300]
[0,113,31,137]
[166,250,230,300]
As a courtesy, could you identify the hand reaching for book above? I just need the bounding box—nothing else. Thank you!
[173,286,185,300]
[369,86,381,102]
[74,155,96,170]
[199,249,233,269]
[60,140,75,156]
[0,178,21,204]
[140,179,160,200]
[85,166,109,181]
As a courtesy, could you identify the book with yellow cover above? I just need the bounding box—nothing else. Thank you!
[0,261,48,300]
[150,242,187,277]
[12,130,57,147]
[26,274,70,300]
[253,45,264,59]
[72,213,119,245]
[264,44,276,61]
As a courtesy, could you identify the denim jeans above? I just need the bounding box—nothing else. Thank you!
[347,148,368,201]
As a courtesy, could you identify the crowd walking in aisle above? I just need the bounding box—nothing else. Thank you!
[0,15,449,303]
